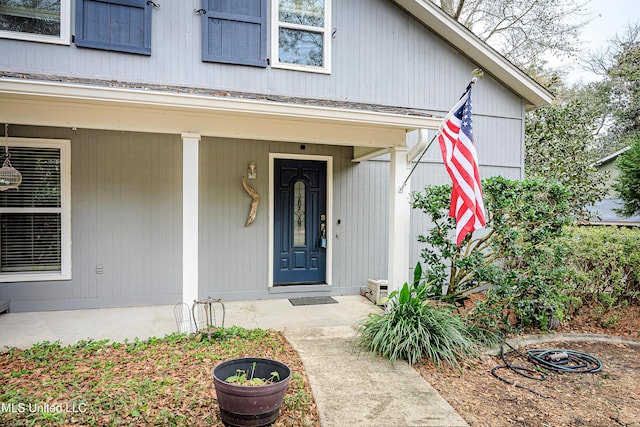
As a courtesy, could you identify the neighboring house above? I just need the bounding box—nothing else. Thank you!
[585,199,640,226]
[587,146,640,226]
[0,0,552,312]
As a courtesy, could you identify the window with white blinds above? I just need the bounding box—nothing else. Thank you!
[0,138,71,282]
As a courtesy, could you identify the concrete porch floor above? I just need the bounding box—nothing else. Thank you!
[0,295,468,426]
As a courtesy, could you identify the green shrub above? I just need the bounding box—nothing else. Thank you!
[558,226,640,309]
[412,177,574,331]
[354,270,500,368]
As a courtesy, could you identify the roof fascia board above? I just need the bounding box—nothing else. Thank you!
[0,78,443,130]
[392,0,553,110]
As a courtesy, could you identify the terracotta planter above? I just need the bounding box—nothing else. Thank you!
[213,357,291,427]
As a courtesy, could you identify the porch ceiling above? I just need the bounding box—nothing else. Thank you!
[0,78,442,149]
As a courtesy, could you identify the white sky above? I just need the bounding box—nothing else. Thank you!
[563,0,640,84]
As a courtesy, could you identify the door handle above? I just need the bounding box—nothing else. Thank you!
[320,215,327,248]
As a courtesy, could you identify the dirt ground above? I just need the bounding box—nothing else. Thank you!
[416,304,640,427]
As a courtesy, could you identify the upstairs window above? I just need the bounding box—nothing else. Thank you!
[0,139,71,282]
[74,0,153,55]
[0,0,70,44]
[201,0,267,67]
[271,0,331,73]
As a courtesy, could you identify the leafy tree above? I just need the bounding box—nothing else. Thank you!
[524,97,608,215]
[613,137,640,217]
[582,24,640,156]
[431,1,610,213]
[431,0,591,68]
[607,28,640,138]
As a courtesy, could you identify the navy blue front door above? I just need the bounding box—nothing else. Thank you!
[274,159,327,285]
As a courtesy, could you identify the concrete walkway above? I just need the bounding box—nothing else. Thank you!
[0,296,468,427]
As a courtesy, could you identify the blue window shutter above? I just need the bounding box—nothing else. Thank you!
[201,0,267,67]
[75,0,152,55]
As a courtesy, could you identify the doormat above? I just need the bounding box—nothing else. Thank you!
[288,296,338,306]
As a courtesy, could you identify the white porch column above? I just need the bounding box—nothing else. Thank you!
[182,132,200,306]
[387,146,412,295]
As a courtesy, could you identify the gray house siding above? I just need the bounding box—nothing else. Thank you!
[414,110,525,172]
[0,0,523,119]
[0,0,538,311]
[1,127,182,311]
[0,118,523,311]
[0,130,396,310]
[0,110,524,311]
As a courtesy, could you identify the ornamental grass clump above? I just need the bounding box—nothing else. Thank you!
[355,276,499,369]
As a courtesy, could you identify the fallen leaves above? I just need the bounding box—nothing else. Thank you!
[0,330,319,426]
[416,304,640,427]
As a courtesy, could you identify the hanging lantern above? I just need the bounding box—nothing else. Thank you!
[0,124,22,191]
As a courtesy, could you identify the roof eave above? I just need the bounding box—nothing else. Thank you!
[392,0,554,111]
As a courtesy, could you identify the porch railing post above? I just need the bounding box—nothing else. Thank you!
[387,146,411,296]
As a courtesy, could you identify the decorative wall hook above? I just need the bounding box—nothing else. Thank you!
[247,162,257,179]
[146,1,159,8]
[194,8,206,15]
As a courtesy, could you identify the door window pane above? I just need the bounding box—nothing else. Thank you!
[293,180,306,246]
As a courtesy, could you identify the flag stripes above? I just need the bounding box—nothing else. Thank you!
[438,84,486,246]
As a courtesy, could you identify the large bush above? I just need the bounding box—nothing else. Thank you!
[412,176,574,331]
[558,226,640,309]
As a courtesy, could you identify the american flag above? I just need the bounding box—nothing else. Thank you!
[438,83,486,246]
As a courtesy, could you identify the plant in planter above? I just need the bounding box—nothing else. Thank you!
[224,361,280,386]
[212,357,291,427]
